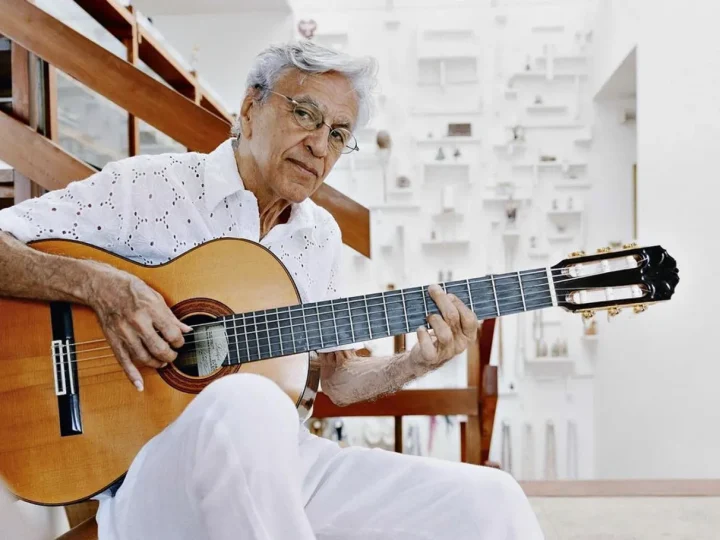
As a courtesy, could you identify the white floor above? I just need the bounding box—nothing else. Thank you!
[530,497,720,540]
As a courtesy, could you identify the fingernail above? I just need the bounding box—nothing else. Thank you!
[134,380,144,392]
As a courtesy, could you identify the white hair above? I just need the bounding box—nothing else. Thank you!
[231,40,378,137]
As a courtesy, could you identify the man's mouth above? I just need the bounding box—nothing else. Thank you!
[287,158,319,178]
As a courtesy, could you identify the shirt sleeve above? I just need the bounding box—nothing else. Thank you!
[0,160,130,250]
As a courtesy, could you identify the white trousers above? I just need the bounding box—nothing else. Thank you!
[97,374,544,540]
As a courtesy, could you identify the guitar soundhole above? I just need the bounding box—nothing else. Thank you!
[175,314,227,378]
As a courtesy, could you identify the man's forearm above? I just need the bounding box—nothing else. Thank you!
[319,349,434,407]
[0,231,104,304]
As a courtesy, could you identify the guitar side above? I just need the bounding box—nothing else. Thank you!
[0,239,310,505]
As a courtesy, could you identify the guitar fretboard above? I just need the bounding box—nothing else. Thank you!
[212,268,555,364]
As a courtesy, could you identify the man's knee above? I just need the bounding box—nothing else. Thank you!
[193,373,298,428]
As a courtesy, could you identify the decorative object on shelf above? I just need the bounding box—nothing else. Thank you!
[447,270,453,281]
[566,420,579,480]
[438,270,444,282]
[405,422,422,456]
[362,418,394,450]
[309,418,326,437]
[511,124,526,143]
[567,197,574,210]
[435,147,446,161]
[529,236,537,249]
[453,148,462,160]
[525,54,532,71]
[552,198,559,211]
[396,175,411,189]
[505,198,518,227]
[376,130,392,203]
[534,94,543,105]
[521,422,535,480]
[501,421,513,475]
[431,230,437,241]
[448,123,472,137]
[544,420,558,480]
[561,159,571,177]
[333,419,348,444]
[189,44,200,75]
[376,129,392,150]
[583,318,598,336]
[427,131,433,139]
[297,19,318,39]
[556,224,567,233]
[539,155,557,162]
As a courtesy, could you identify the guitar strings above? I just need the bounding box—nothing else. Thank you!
[39,282,632,374]
[67,267,606,352]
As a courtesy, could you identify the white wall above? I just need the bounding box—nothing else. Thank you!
[591,0,640,97]
[150,11,295,114]
[593,1,720,478]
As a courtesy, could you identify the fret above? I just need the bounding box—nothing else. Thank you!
[263,311,273,357]
[517,272,527,312]
[315,303,324,349]
[300,306,309,350]
[330,300,339,344]
[400,289,410,333]
[243,313,251,361]
[494,272,525,317]
[466,278,474,311]
[286,307,294,354]
[252,311,262,359]
[363,295,373,339]
[381,293,390,335]
[490,274,500,317]
[422,285,429,316]
[402,287,427,331]
[276,309,283,355]
[347,298,355,342]
[225,317,240,365]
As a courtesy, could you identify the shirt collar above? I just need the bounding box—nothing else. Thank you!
[203,138,318,237]
[204,138,246,212]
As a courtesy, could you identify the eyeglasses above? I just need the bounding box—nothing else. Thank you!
[269,91,359,155]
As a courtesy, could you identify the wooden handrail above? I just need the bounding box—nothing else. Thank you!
[0,111,94,190]
[0,0,371,257]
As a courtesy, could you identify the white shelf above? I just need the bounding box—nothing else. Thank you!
[411,107,482,116]
[417,53,478,61]
[548,210,583,217]
[553,180,592,189]
[421,239,471,248]
[482,194,532,203]
[370,203,421,211]
[547,233,575,242]
[424,162,470,168]
[506,123,586,130]
[526,105,569,113]
[510,72,588,82]
[581,335,600,342]
[415,137,481,145]
[528,250,550,259]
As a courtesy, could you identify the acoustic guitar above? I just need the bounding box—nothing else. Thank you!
[0,239,678,505]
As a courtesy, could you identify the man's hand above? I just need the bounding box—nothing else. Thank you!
[410,284,478,369]
[88,267,192,391]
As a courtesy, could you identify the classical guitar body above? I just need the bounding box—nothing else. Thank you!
[0,239,312,506]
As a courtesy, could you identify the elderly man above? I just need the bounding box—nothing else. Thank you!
[0,42,543,539]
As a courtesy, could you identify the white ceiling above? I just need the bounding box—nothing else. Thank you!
[130,0,291,16]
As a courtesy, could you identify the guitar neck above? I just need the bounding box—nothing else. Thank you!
[219,267,557,364]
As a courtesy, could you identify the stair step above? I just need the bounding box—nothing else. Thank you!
[0,167,15,199]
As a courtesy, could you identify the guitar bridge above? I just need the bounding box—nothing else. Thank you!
[50,302,83,437]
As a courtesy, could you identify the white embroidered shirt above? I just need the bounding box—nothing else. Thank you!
[0,139,344,306]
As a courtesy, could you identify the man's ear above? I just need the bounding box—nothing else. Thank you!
[240,88,261,139]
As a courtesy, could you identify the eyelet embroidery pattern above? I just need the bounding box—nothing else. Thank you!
[0,140,343,306]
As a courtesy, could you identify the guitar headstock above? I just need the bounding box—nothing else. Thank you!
[551,244,679,318]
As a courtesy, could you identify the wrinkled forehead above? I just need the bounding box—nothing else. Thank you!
[273,68,359,128]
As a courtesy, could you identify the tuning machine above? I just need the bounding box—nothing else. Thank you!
[580,310,595,320]
[622,242,638,250]
[596,246,612,254]
[633,304,648,314]
[606,306,622,321]
[568,250,586,258]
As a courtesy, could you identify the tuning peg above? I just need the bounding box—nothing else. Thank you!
[633,304,648,314]
[581,310,595,320]
[607,307,622,317]
[596,246,612,254]
[568,250,586,258]
[623,242,638,250]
